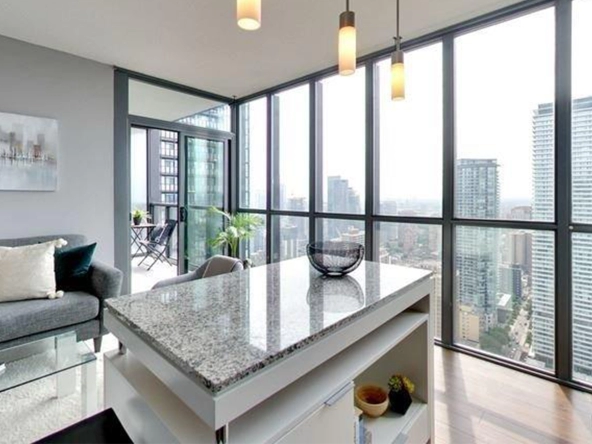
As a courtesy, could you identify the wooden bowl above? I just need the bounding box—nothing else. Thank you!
[354,384,389,417]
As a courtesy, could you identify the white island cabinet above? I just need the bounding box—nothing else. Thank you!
[104,257,433,444]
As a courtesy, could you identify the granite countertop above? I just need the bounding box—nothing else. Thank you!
[106,257,432,394]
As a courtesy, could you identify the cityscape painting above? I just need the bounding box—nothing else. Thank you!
[0,111,58,191]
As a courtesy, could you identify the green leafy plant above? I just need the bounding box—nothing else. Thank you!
[132,209,150,221]
[207,207,263,259]
[388,374,415,394]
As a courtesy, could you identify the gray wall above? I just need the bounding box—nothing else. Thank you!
[0,35,114,263]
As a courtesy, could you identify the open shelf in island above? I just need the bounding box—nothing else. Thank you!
[231,311,429,443]
[363,401,429,444]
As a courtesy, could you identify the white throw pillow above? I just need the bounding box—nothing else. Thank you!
[0,239,68,302]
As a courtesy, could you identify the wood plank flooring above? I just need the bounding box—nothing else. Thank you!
[435,347,592,443]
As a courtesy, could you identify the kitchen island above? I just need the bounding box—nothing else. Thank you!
[104,257,434,443]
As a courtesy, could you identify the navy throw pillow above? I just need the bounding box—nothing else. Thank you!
[55,243,97,292]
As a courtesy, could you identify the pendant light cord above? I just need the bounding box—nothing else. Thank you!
[346,0,350,12]
[396,0,401,50]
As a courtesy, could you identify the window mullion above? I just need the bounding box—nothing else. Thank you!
[555,0,572,382]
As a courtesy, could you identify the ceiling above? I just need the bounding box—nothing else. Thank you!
[0,0,522,98]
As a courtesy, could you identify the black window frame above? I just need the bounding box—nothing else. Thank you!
[232,0,592,393]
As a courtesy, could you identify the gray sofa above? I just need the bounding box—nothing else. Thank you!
[0,234,123,353]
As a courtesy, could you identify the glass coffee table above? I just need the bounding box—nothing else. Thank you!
[0,331,97,416]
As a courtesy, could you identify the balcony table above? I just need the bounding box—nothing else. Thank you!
[130,223,156,256]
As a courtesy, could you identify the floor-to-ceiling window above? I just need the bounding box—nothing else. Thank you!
[271,85,311,262]
[235,0,592,391]
[453,8,556,369]
[375,43,443,338]
[318,70,366,216]
[571,0,592,384]
[239,98,267,210]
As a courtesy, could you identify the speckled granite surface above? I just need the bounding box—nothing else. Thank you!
[106,258,431,394]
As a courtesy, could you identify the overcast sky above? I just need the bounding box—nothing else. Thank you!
[245,2,592,209]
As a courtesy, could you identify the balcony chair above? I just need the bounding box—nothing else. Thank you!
[138,219,177,271]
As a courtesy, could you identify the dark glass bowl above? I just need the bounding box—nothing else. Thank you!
[306,241,365,277]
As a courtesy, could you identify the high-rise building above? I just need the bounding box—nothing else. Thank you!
[326,176,362,241]
[531,102,557,370]
[506,231,533,274]
[571,97,592,379]
[509,205,533,221]
[399,224,419,255]
[456,159,500,219]
[572,97,592,224]
[177,105,230,131]
[280,222,300,260]
[497,293,514,325]
[499,264,523,299]
[327,176,361,214]
[340,226,365,245]
[455,159,500,334]
[286,197,307,212]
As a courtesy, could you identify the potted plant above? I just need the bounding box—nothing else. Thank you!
[132,209,150,226]
[207,207,263,266]
[388,374,415,415]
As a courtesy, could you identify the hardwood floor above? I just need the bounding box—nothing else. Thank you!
[435,347,592,443]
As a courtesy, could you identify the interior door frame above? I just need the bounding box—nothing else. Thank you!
[114,69,235,296]
[129,115,234,276]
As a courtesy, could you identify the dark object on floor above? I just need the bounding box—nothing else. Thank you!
[389,388,413,415]
[306,241,365,276]
[34,408,133,444]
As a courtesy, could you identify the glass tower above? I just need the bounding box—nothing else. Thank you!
[455,159,500,340]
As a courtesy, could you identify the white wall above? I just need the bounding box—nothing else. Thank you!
[0,35,114,263]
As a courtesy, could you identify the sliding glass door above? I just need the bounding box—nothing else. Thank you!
[183,135,228,270]
[127,115,232,292]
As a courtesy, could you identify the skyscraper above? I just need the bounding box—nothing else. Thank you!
[572,97,592,224]
[177,105,230,130]
[327,176,361,214]
[456,159,500,219]
[499,264,523,299]
[455,159,500,334]
[506,231,533,274]
[509,205,533,221]
[571,97,592,379]
[531,102,557,370]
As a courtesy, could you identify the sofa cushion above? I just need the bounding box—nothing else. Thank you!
[0,239,67,302]
[0,292,99,343]
[55,243,97,292]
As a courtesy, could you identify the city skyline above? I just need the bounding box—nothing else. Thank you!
[234,1,592,383]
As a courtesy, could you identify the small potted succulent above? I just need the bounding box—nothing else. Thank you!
[388,374,415,415]
[132,209,150,226]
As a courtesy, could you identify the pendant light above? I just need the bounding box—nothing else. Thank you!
[338,0,356,76]
[391,0,405,100]
[237,0,261,31]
